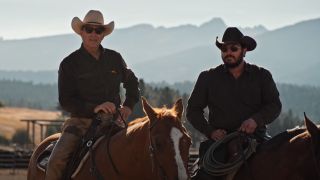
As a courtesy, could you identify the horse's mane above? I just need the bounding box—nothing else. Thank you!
[128,117,148,126]
[257,127,308,152]
[128,107,180,125]
[126,107,182,134]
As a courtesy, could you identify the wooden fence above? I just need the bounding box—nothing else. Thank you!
[0,146,199,171]
[0,146,32,169]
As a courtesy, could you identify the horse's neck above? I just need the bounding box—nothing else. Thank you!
[125,119,150,145]
[257,129,305,152]
[114,120,152,161]
[251,129,314,176]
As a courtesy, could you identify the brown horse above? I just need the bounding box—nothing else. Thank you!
[28,98,192,180]
[233,114,320,180]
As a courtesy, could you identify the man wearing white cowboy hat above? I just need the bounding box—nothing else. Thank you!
[45,10,140,180]
[187,27,282,179]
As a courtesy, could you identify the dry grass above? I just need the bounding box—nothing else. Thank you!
[0,169,27,180]
[0,107,61,144]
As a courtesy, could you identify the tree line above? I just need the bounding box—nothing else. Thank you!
[0,79,319,147]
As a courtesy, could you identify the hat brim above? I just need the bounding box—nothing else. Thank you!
[215,36,257,51]
[71,17,115,37]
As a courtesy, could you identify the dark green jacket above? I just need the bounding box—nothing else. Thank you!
[58,45,140,118]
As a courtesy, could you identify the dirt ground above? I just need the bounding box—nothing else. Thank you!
[0,169,27,180]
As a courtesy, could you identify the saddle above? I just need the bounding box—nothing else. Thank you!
[36,114,124,179]
[37,140,56,171]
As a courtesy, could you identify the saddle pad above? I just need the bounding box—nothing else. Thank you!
[36,136,105,178]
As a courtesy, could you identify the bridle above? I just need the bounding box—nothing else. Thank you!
[148,118,169,180]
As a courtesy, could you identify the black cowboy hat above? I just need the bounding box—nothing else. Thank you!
[215,27,257,51]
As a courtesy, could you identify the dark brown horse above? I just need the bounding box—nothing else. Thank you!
[28,98,192,180]
[234,114,320,180]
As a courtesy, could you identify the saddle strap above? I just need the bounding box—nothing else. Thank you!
[104,108,128,175]
[89,145,104,180]
[87,113,121,178]
[106,123,120,175]
[64,116,102,180]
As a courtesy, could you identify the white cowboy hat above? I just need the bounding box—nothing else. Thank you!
[71,10,115,36]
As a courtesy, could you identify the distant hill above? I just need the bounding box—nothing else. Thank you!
[133,18,320,84]
[0,17,319,86]
[253,18,320,85]
[0,70,57,84]
[0,80,58,109]
[0,18,266,82]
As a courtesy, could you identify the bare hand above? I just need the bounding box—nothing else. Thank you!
[116,106,132,127]
[210,129,227,141]
[239,118,257,134]
[117,106,132,121]
[94,102,116,114]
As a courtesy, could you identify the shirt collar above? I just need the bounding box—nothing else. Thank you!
[79,44,105,59]
[223,61,252,73]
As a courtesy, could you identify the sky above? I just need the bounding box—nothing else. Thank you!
[1,0,320,40]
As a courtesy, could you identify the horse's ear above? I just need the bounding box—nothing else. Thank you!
[304,112,320,145]
[173,98,183,120]
[142,97,157,123]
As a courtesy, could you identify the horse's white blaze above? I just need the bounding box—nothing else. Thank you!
[170,127,188,180]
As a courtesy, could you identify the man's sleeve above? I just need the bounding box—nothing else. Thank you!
[186,71,214,138]
[58,60,96,117]
[118,55,140,110]
[251,69,282,127]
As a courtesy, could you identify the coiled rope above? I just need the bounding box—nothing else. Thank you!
[201,131,258,176]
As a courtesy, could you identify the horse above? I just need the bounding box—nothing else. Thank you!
[28,98,192,180]
[233,114,320,180]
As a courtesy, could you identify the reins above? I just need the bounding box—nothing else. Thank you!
[104,109,128,175]
[89,110,128,179]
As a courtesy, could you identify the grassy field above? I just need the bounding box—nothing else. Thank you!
[0,108,60,179]
[0,169,27,180]
[0,107,61,144]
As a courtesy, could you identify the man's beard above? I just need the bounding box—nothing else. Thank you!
[223,54,244,69]
[224,57,243,69]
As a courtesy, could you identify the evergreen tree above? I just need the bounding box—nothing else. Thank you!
[46,125,61,136]
[268,109,302,136]
[11,129,31,145]
[0,134,9,145]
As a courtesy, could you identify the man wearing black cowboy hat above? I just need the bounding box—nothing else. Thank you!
[187,27,282,179]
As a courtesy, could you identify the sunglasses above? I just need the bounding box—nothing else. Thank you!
[221,45,241,53]
[83,26,105,35]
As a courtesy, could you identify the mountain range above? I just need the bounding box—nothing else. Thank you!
[0,17,319,86]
